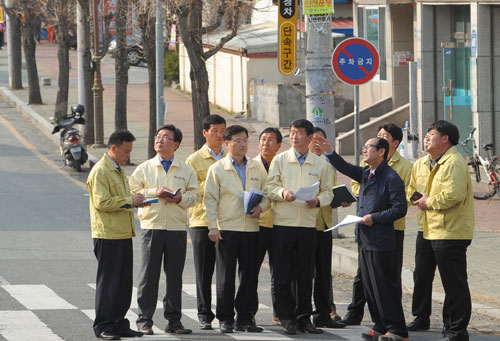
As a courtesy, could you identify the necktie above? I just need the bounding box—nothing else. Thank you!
[117,165,121,173]
[161,160,171,174]
[368,171,373,180]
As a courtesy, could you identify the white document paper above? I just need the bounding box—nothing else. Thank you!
[243,188,264,214]
[294,181,320,201]
[324,214,363,232]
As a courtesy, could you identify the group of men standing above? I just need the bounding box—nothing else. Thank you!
[87,115,474,341]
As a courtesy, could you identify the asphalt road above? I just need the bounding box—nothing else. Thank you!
[1,96,499,340]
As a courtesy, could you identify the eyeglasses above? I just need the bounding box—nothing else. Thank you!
[155,134,175,141]
[230,138,249,145]
[361,144,377,152]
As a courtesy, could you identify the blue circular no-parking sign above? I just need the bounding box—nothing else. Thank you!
[332,38,380,85]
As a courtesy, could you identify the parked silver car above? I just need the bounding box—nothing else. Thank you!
[108,36,146,66]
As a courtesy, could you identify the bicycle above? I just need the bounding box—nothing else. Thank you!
[460,127,500,200]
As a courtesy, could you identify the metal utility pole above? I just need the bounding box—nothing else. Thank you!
[305,14,335,145]
[155,0,164,129]
[77,5,85,105]
[92,0,105,146]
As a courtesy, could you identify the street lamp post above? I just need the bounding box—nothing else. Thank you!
[92,0,105,147]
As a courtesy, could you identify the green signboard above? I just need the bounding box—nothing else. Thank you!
[303,0,334,15]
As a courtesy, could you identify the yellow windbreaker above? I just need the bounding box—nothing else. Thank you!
[266,148,334,228]
[254,155,274,228]
[351,151,412,231]
[185,145,227,227]
[129,155,200,231]
[408,146,474,240]
[87,154,135,239]
[204,156,270,232]
[316,156,338,231]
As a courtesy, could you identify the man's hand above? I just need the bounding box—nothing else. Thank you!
[361,214,373,226]
[250,206,263,219]
[164,192,182,204]
[208,229,222,246]
[306,197,319,208]
[283,189,296,202]
[340,202,352,207]
[313,135,333,154]
[132,193,148,207]
[414,193,428,211]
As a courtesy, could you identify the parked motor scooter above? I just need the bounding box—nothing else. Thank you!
[51,104,88,172]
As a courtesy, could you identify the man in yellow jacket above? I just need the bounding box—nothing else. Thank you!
[204,125,270,334]
[185,114,226,330]
[250,127,282,325]
[87,130,146,340]
[343,123,412,326]
[409,120,474,341]
[129,125,200,335]
[266,119,333,335]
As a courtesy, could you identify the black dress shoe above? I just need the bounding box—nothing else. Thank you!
[166,323,192,334]
[314,318,346,329]
[138,325,153,335]
[98,331,121,340]
[199,321,212,330]
[283,323,297,335]
[220,323,234,333]
[298,323,323,334]
[406,318,430,331]
[119,329,143,338]
[236,322,264,332]
[341,313,362,326]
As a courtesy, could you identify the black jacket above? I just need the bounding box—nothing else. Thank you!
[326,152,407,251]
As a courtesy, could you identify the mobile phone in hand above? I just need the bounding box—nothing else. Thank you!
[410,191,423,202]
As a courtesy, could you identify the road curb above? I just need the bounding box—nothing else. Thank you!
[332,246,500,320]
[0,87,100,167]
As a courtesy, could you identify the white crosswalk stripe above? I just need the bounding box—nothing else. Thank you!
[1,284,77,310]
[0,311,64,340]
[324,325,371,340]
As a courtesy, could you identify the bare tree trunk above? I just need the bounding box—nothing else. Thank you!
[139,15,156,159]
[78,0,95,144]
[21,7,42,105]
[55,21,70,118]
[5,8,23,89]
[177,2,210,150]
[114,0,129,131]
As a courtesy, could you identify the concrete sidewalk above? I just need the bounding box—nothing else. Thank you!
[1,42,500,324]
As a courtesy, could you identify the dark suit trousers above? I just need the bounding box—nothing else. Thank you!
[359,248,408,337]
[251,226,276,318]
[189,226,216,323]
[347,230,405,318]
[272,225,316,325]
[411,231,435,321]
[313,230,334,322]
[93,238,133,336]
[216,230,259,325]
[432,239,472,340]
[136,230,186,327]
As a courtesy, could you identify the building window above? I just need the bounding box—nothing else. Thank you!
[357,6,387,80]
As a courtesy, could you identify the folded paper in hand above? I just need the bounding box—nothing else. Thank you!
[162,188,180,198]
[324,214,363,232]
[294,181,320,201]
[330,184,358,208]
[243,188,264,214]
[143,198,159,204]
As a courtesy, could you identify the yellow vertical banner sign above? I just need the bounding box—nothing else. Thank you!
[278,0,297,75]
[0,6,4,22]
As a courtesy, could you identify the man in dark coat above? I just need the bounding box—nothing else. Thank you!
[315,136,408,341]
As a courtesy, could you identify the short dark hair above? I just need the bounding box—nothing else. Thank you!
[313,126,327,138]
[224,125,248,141]
[259,127,283,143]
[428,120,459,146]
[378,123,403,143]
[374,137,390,160]
[156,124,183,150]
[107,130,136,148]
[290,119,314,135]
[203,114,226,131]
